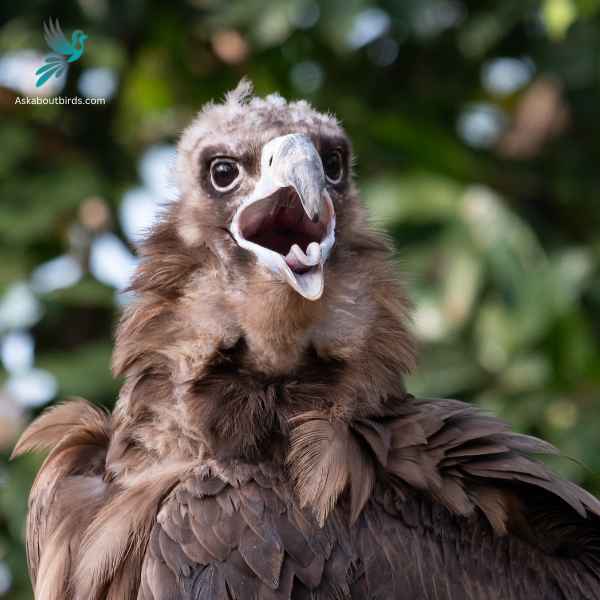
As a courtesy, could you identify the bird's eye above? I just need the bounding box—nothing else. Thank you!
[210,159,241,192]
[323,150,344,184]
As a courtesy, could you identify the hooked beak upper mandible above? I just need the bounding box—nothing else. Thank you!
[266,133,326,223]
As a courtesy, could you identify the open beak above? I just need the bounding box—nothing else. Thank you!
[230,133,336,301]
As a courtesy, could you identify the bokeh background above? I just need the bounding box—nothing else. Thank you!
[2,0,600,597]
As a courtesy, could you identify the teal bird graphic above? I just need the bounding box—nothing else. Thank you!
[35,18,88,88]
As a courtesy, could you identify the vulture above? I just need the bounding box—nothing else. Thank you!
[13,80,600,600]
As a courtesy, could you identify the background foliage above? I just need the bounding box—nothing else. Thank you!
[2,0,600,597]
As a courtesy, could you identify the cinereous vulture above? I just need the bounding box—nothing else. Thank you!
[13,81,600,600]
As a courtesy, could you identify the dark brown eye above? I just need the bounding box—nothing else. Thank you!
[323,150,343,184]
[210,159,241,192]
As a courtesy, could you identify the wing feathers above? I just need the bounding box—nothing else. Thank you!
[73,461,190,600]
[11,400,110,600]
[12,399,109,459]
[141,467,335,599]
[239,526,284,589]
[14,394,600,599]
[288,414,354,525]
[286,394,600,542]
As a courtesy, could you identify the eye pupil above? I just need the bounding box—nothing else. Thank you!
[211,160,240,190]
[324,151,343,183]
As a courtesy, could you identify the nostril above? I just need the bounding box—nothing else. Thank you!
[269,156,273,167]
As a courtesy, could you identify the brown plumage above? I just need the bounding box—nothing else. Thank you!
[13,81,600,600]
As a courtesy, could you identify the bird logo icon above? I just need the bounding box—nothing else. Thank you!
[35,18,88,88]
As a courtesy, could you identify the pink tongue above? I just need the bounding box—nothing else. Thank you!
[285,255,312,273]
[284,242,321,273]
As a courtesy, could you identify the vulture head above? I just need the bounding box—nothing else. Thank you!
[176,80,346,302]
[114,79,414,387]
